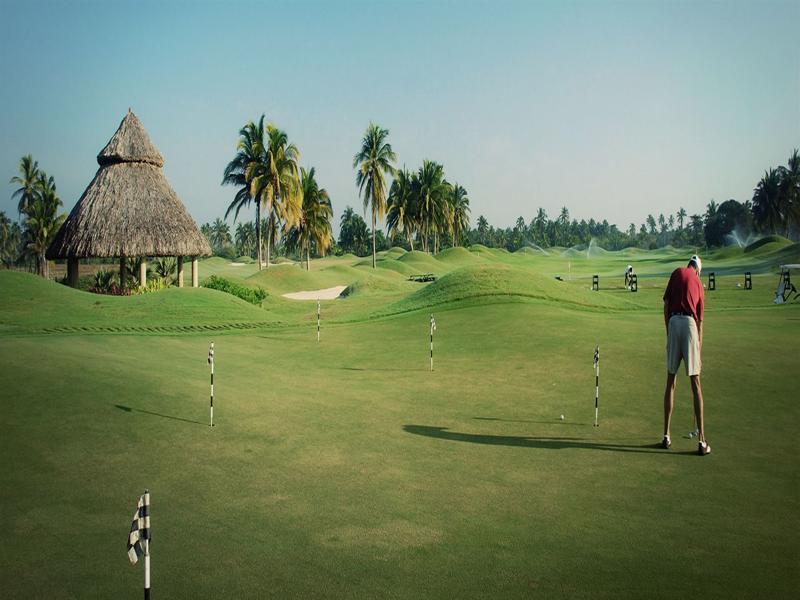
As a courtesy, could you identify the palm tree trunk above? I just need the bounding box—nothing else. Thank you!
[409,231,414,252]
[307,243,311,271]
[39,251,47,278]
[267,215,272,269]
[255,202,262,271]
[372,210,377,268]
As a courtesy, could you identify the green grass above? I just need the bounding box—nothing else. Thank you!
[1,243,798,598]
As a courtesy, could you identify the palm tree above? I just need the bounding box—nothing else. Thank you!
[779,148,800,231]
[22,175,64,278]
[235,221,256,258]
[646,214,657,235]
[449,184,470,247]
[339,206,370,255]
[353,123,396,267]
[210,218,231,251]
[9,155,41,215]
[476,215,489,245]
[386,167,418,250]
[416,160,448,253]
[222,117,265,267]
[286,167,334,270]
[532,208,548,245]
[259,124,302,268]
[676,207,687,230]
[752,168,784,234]
[0,211,17,266]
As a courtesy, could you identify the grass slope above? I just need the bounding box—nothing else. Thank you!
[0,271,275,334]
[1,246,798,599]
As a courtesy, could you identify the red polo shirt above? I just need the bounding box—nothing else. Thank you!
[663,267,704,323]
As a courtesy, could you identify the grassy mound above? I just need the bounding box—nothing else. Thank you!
[341,276,407,297]
[247,264,348,295]
[398,250,442,271]
[369,259,419,276]
[744,235,793,254]
[389,263,641,313]
[383,246,408,258]
[0,271,272,334]
[435,246,483,266]
[515,245,549,256]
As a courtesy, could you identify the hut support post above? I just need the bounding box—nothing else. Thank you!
[140,258,147,288]
[192,258,198,288]
[67,257,79,288]
[177,256,184,288]
[120,255,127,288]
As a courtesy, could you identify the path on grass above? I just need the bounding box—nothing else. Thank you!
[282,285,347,300]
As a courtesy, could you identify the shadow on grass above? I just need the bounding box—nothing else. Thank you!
[404,424,696,455]
[474,416,586,427]
[115,404,206,426]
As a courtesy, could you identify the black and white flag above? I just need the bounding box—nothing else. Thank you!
[127,491,150,564]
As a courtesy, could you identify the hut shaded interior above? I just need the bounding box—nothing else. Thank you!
[46,110,211,288]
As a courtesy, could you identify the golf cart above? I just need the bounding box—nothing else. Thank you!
[773,264,799,304]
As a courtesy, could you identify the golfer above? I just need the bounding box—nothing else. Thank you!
[625,265,634,289]
[661,255,711,455]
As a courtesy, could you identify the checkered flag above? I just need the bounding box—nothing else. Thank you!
[127,490,150,564]
[593,345,599,367]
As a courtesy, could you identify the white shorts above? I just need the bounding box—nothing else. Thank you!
[667,315,701,376]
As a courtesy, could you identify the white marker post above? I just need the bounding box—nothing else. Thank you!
[593,345,600,427]
[317,299,321,342]
[143,489,150,600]
[430,314,437,372]
[208,342,214,427]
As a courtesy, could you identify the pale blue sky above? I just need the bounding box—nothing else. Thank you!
[1,0,798,235]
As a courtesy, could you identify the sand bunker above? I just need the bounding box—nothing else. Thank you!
[282,285,347,300]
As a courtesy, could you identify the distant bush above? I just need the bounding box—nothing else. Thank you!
[203,275,267,305]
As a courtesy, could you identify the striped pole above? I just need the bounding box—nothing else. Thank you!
[430,314,436,371]
[208,342,214,427]
[593,345,600,427]
[143,489,150,600]
[317,299,320,342]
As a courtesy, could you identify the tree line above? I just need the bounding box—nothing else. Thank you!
[6,140,797,277]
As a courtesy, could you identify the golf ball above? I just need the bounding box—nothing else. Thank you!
[560,414,565,421]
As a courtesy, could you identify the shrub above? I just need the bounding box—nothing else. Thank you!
[203,275,267,305]
[131,277,171,295]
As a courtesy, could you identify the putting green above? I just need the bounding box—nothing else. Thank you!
[0,242,798,598]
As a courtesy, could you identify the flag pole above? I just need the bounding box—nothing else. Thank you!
[208,342,214,427]
[593,345,600,427]
[430,314,436,372]
[317,299,320,342]
[143,489,151,600]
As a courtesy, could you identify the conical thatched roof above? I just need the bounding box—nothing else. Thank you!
[47,111,211,259]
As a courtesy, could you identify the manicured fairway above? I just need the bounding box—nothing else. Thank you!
[1,241,798,598]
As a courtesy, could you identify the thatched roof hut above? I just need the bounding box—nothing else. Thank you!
[47,110,211,287]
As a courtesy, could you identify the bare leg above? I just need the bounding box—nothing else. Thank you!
[663,372,677,438]
[690,375,705,443]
